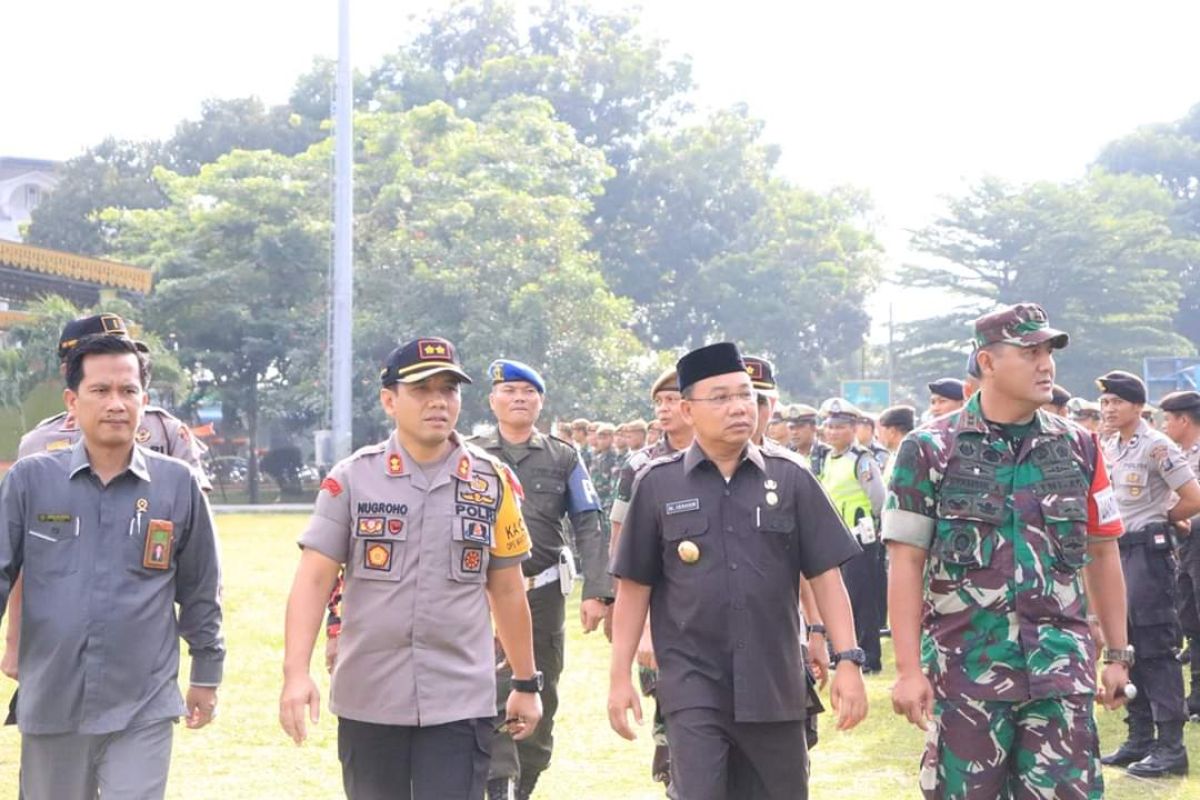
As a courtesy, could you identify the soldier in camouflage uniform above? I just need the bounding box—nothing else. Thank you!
[589,424,623,517]
[884,303,1133,799]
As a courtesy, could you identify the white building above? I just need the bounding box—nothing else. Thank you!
[0,157,60,242]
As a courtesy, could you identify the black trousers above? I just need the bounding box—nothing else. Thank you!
[665,707,809,800]
[338,716,491,800]
[491,582,566,780]
[841,541,883,669]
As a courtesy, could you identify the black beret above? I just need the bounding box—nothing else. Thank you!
[1161,390,1200,414]
[878,405,916,430]
[928,378,965,401]
[677,342,746,393]
[1095,370,1146,405]
[1050,384,1072,407]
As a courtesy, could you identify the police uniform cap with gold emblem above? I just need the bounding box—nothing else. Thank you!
[380,336,473,386]
[819,397,863,424]
[742,355,779,399]
[1096,370,1147,404]
[1161,390,1200,414]
[784,403,819,424]
[56,313,150,361]
[488,359,546,394]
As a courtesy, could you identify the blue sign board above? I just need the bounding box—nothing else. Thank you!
[841,380,891,412]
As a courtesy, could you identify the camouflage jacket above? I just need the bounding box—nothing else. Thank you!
[882,393,1123,702]
[590,447,623,515]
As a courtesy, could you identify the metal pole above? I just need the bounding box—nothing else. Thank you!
[331,0,354,460]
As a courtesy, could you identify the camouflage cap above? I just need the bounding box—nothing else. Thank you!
[972,303,1069,350]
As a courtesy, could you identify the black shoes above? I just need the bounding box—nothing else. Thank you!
[1127,744,1189,778]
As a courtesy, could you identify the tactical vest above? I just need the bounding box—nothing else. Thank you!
[935,431,1089,572]
[821,448,872,529]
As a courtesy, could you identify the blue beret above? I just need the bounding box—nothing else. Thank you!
[488,359,546,393]
[928,378,965,401]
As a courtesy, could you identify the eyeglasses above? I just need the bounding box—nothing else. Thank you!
[689,390,755,408]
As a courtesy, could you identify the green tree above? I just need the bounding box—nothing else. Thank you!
[351,97,655,435]
[1097,102,1200,346]
[896,172,1197,395]
[104,148,330,501]
[24,139,167,256]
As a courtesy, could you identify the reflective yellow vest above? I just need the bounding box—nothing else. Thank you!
[820,446,872,530]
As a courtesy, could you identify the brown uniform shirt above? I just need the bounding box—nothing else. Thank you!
[612,441,859,722]
[299,432,530,727]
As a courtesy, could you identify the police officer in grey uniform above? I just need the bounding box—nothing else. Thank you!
[0,334,224,799]
[6,313,212,684]
[608,342,867,800]
[280,337,542,800]
[1098,371,1200,777]
[470,359,612,800]
[1160,390,1200,718]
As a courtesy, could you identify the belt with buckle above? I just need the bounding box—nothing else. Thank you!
[525,564,559,592]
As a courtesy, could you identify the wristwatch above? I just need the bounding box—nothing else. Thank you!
[830,648,867,667]
[807,624,826,636]
[1102,646,1135,667]
[511,671,545,693]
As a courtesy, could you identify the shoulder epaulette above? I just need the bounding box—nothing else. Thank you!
[347,441,388,462]
[464,440,505,471]
[644,449,685,471]
[763,445,815,471]
[547,432,577,449]
[33,411,68,428]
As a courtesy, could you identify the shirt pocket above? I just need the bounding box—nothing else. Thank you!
[353,514,408,582]
[25,524,80,579]
[1039,494,1089,572]
[931,492,1002,569]
[661,513,710,569]
[449,516,490,584]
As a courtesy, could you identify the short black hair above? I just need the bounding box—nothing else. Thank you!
[65,335,151,391]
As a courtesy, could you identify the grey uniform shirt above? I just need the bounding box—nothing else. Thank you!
[0,441,224,735]
[299,432,531,727]
[19,407,212,492]
[612,441,861,722]
[1102,420,1195,530]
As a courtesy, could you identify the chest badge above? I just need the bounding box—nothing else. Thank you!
[677,540,700,564]
[764,479,778,491]
[135,426,151,444]
[765,491,779,507]
[136,497,149,513]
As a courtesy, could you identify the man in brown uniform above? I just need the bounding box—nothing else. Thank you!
[608,342,867,800]
[279,337,542,800]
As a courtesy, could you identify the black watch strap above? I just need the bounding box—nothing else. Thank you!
[808,624,827,635]
[830,647,866,667]
[511,671,544,693]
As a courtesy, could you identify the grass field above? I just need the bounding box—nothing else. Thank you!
[0,513,1195,798]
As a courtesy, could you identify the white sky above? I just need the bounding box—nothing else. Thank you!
[7,0,1199,338]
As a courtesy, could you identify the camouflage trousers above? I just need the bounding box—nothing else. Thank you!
[919,694,1102,800]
